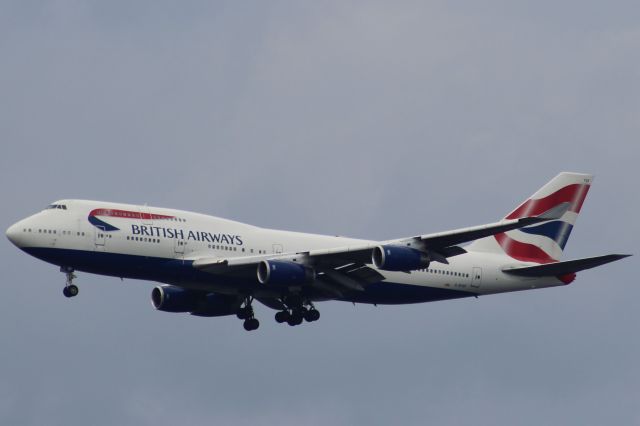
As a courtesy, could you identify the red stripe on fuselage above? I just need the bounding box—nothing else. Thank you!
[506,184,590,219]
[88,209,174,220]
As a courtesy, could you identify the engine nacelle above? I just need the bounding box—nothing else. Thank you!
[151,285,199,313]
[257,260,315,286]
[372,245,430,271]
[152,285,239,317]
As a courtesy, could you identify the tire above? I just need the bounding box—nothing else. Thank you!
[275,311,289,323]
[243,318,259,331]
[305,309,320,322]
[289,312,303,326]
[67,285,79,297]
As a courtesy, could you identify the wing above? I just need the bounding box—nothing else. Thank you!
[192,203,569,295]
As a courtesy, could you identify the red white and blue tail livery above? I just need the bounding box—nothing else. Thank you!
[468,172,592,263]
[6,172,630,331]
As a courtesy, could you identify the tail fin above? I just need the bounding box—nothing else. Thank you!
[467,172,593,263]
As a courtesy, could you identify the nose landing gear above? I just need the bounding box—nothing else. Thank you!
[61,266,78,298]
[237,296,260,331]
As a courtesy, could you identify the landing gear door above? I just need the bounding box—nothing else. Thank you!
[471,267,482,288]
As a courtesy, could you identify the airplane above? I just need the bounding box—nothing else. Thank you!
[6,172,630,331]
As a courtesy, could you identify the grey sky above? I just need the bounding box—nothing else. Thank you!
[1,1,638,425]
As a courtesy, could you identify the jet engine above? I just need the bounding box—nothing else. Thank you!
[151,285,198,312]
[257,260,315,286]
[151,285,239,317]
[372,245,430,271]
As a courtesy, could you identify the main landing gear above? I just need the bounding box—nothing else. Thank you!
[236,296,320,331]
[237,296,260,331]
[61,266,78,298]
[274,301,320,327]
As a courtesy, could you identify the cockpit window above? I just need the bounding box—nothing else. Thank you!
[47,204,67,210]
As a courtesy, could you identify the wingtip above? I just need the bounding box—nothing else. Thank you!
[603,254,632,263]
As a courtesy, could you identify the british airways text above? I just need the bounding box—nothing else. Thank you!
[131,225,243,245]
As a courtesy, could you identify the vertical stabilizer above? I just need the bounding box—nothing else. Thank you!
[466,172,593,263]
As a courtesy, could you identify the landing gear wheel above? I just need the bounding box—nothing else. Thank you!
[237,306,253,320]
[304,309,320,322]
[275,311,290,323]
[287,311,304,326]
[61,267,78,298]
[63,284,79,298]
[238,296,259,331]
[243,318,260,331]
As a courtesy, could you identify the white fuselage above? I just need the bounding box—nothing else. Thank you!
[6,199,566,304]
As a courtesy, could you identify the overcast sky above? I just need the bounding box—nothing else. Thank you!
[1,1,638,425]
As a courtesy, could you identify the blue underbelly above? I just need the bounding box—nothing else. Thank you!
[22,247,474,304]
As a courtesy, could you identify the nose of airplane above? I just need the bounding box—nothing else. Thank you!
[6,221,23,247]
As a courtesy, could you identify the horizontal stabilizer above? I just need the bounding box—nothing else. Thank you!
[502,254,631,277]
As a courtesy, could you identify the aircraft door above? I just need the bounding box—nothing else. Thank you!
[95,226,106,251]
[140,205,153,226]
[174,238,186,256]
[470,267,482,288]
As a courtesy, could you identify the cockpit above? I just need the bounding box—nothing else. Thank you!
[46,204,67,210]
